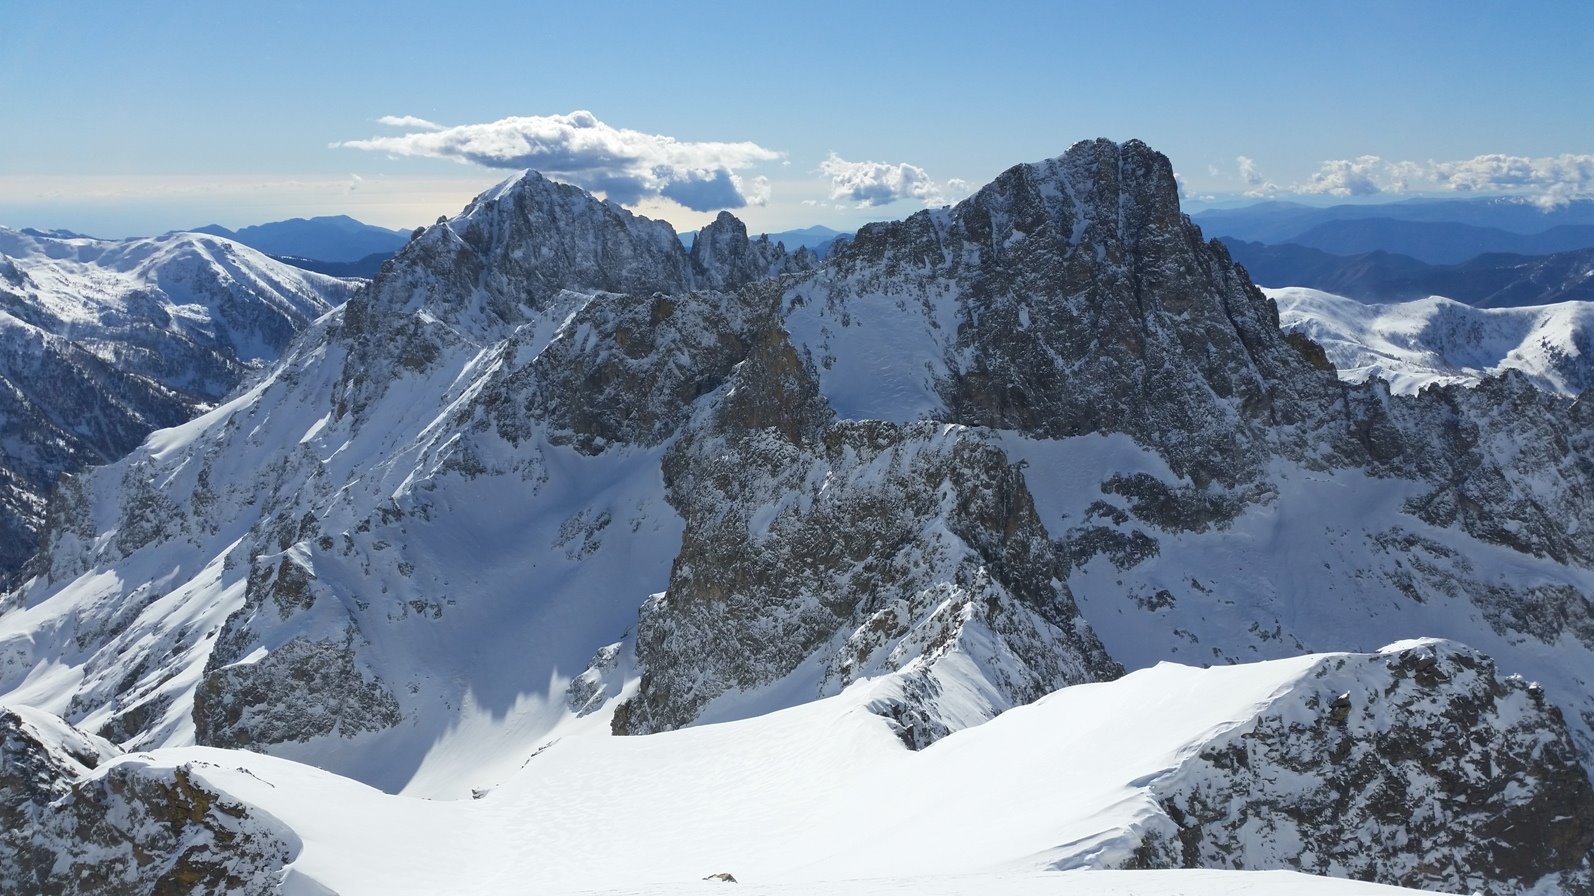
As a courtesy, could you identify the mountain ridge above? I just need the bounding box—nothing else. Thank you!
[187,215,411,263]
[3,140,1594,894]
[1272,286,1594,395]
[0,226,358,581]
[1223,238,1594,308]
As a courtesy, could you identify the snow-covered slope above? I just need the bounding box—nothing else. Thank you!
[1272,285,1594,395]
[0,178,821,800]
[6,641,1583,894]
[4,141,1594,894]
[0,227,358,580]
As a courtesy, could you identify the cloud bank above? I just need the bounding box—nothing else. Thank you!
[819,154,965,207]
[336,111,781,211]
[1293,153,1594,208]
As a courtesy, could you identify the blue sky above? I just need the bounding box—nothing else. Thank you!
[2,0,1591,236]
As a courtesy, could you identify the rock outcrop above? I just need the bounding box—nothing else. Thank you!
[1,706,295,895]
[1128,641,1594,896]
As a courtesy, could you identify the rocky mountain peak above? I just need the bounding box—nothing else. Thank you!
[965,137,1183,252]
[689,209,815,291]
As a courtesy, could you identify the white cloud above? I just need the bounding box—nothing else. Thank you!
[1236,155,1278,197]
[743,175,772,207]
[377,115,443,131]
[336,110,782,211]
[1432,153,1594,207]
[819,153,953,207]
[1297,155,1387,197]
[1287,152,1594,206]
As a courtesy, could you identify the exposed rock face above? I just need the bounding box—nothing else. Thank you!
[1127,641,1594,896]
[617,325,1119,742]
[1387,371,1594,567]
[787,140,1357,493]
[1,706,294,895]
[487,284,772,454]
[689,210,815,291]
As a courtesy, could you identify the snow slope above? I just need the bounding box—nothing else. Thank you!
[1271,286,1594,395]
[45,648,1447,895]
[0,226,358,579]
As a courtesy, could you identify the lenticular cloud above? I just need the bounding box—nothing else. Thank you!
[336,110,780,211]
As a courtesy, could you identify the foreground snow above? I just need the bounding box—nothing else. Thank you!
[58,649,1454,895]
[1270,285,1594,395]
[518,871,1424,896]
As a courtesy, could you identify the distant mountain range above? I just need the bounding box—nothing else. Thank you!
[1193,196,1594,245]
[187,215,411,263]
[1271,286,1594,396]
[1222,238,1594,307]
[0,226,356,581]
[1280,218,1594,265]
[683,223,850,257]
[268,251,396,278]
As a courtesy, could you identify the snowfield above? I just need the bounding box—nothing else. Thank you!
[1271,286,1594,395]
[65,649,1436,896]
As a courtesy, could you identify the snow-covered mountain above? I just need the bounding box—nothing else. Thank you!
[1223,238,1594,308]
[0,226,358,580]
[1272,286,1594,395]
[3,141,1594,895]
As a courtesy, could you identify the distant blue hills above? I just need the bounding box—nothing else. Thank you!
[1256,218,1594,265]
[186,215,411,264]
[1194,197,1594,307]
[1193,196,1594,247]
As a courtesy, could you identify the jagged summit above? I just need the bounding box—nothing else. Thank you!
[355,170,809,347]
[838,138,1181,261]
[688,209,808,290]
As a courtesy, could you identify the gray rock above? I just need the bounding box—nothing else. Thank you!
[1127,641,1594,896]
